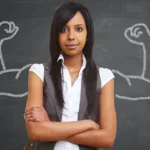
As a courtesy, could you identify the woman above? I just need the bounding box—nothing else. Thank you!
[24,1,116,150]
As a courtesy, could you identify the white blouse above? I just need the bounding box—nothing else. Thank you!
[29,54,115,150]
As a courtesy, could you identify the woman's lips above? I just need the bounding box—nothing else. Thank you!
[65,44,79,50]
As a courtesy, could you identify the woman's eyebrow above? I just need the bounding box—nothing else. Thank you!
[75,24,85,26]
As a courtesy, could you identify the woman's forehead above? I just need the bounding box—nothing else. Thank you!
[65,11,86,27]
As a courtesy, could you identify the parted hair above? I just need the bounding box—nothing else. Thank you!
[49,1,98,115]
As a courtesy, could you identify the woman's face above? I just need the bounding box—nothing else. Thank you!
[58,11,87,57]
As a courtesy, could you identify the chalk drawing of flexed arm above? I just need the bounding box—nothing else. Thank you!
[124,23,150,78]
[112,23,150,101]
[0,21,19,70]
[0,21,32,98]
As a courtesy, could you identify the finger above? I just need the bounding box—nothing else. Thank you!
[25,112,45,118]
[35,106,44,109]
[36,106,46,111]
[24,115,36,121]
[25,108,35,114]
[24,113,42,121]
[24,113,34,119]
[24,110,34,116]
[25,106,42,113]
[24,113,40,118]
[24,113,45,120]
[36,107,45,113]
[25,117,42,122]
[24,108,48,121]
[24,108,32,113]
[32,106,47,115]
[24,112,42,118]
[24,108,42,115]
[24,115,44,122]
[24,114,38,120]
[31,107,45,114]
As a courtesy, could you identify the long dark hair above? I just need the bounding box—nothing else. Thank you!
[49,1,98,115]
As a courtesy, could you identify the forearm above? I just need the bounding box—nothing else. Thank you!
[66,129,115,148]
[26,120,92,142]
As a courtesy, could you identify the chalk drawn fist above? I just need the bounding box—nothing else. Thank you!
[0,21,19,42]
[124,23,150,46]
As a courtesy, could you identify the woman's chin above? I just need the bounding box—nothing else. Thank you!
[63,50,82,57]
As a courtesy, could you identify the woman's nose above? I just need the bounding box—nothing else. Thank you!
[68,30,75,41]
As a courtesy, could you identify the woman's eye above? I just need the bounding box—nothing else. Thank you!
[61,27,68,33]
[75,27,83,32]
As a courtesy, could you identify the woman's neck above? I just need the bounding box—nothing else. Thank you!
[63,53,83,72]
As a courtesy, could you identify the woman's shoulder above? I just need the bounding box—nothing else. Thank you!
[99,67,114,76]
[29,63,44,73]
[98,67,115,88]
[29,63,44,81]
[29,63,44,70]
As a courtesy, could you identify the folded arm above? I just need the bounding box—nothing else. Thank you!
[26,120,94,142]
[25,72,116,147]
[25,72,96,142]
[66,79,117,148]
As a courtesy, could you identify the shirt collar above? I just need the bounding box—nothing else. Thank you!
[57,53,87,74]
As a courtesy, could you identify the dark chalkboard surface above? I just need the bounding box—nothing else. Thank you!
[0,0,150,149]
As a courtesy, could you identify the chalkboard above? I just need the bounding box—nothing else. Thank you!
[0,0,150,149]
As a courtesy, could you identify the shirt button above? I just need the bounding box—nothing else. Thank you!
[30,142,34,146]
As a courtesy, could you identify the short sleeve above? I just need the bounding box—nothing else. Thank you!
[29,64,44,81]
[99,68,115,88]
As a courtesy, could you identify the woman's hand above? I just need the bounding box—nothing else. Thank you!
[24,106,50,122]
[24,107,99,130]
[88,120,100,130]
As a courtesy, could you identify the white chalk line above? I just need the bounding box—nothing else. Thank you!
[113,23,150,101]
[99,18,107,29]
[0,21,19,71]
[15,64,32,79]
[124,23,149,77]
[0,69,19,75]
[0,64,32,98]
[112,70,132,86]
[0,92,28,97]
[116,95,150,101]
[0,21,31,98]
[124,23,150,79]
[127,75,150,83]
[0,21,19,42]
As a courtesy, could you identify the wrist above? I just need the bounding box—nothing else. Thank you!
[84,120,93,130]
